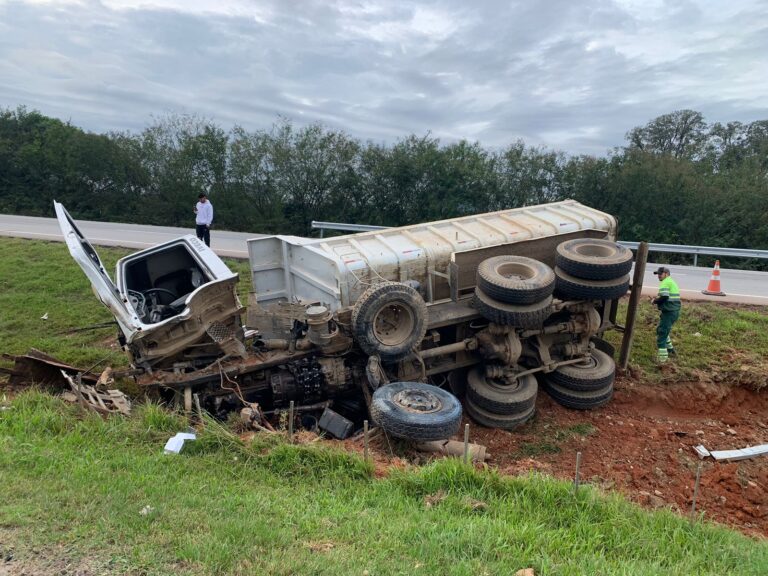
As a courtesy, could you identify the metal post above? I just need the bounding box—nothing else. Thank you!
[288,400,294,442]
[690,463,702,521]
[463,424,470,464]
[693,254,698,267]
[363,420,369,461]
[574,451,582,492]
[619,241,649,370]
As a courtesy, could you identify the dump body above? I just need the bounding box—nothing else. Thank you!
[248,200,616,311]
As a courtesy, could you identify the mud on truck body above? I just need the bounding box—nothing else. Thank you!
[56,200,635,442]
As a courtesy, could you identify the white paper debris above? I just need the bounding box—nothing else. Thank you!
[163,432,197,454]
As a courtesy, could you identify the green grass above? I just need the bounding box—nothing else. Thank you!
[605,300,768,385]
[2,390,767,576]
[3,237,768,574]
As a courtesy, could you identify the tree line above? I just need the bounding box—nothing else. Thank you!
[1,106,766,266]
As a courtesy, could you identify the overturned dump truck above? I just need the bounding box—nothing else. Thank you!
[55,200,636,442]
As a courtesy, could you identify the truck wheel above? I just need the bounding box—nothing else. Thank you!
[554,268,629,301]
[555,238,633,280]
[547,350,616,392]
[473,287,552,328]
[465,396,535,430]
[476,255,555,305]
[352,282,427,361]
[371,382,462,442]
[541,379,613,410]
[466,367,537,414]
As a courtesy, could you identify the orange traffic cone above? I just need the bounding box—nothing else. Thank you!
[702,260,725,296]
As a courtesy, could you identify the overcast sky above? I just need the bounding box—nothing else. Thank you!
[1,0,766,156]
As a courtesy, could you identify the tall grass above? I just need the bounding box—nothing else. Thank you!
[1,391,766,575]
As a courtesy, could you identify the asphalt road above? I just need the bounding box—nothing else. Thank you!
[0,213,259,259]
[2,213,767,304]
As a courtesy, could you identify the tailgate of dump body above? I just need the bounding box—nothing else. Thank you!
[247,200,617,312]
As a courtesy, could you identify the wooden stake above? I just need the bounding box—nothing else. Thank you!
[364,420,369,461]
[574,452,582,492]
[288,400,294,443]
[690,463,702,521]
[193,393,203,425]
[463,423,470,464]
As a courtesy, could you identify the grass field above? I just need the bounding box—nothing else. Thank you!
[2,237,768,575]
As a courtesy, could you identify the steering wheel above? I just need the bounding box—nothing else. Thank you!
[143,287,178,305]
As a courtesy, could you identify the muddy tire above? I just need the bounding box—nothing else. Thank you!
[476,255,555,305]
[352,282,427,361]
[371,382,462,441]
[554,268,630,301]
[473,287,553,328]
[466,367,537,415]
[465,397,536,430]
[547,350,616,392]
[541,379,613,410]
[556,238,633,280]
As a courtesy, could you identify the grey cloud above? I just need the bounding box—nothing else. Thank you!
[0,0,765,155]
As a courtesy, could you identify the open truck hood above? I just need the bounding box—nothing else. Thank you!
[54,201,143,334]
[55,202,244,368]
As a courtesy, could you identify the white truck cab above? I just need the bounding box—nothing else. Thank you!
[55,201,244,370]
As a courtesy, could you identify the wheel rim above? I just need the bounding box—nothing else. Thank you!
[393,389,442,414]
[488,376,522,392]
[372,302,415,346]
[495,261,535,281]
[573,243,615,258]
[574,354,599,370]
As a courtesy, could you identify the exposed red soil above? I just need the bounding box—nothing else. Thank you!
[337,375,768,539]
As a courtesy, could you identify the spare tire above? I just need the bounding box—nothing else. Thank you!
[473,287,553,328]
[476,255,555,305]
[371,382,462,441]
[466,367,537,415]
[554,267,630,301]
[352,282,427,361]
[556,238,633,280]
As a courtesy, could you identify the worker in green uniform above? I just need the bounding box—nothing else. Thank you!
[652,266,681,363]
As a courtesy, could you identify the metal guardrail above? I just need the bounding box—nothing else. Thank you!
[311,221,768,263]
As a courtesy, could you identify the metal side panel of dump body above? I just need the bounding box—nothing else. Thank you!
[248,200,617,312]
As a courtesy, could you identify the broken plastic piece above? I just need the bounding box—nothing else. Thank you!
[710,443,768,462]
[164,432,197,454]
[693,445,710,459]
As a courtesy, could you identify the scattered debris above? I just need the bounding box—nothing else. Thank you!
[694,445,711,459]
[515,569,535,576]
[0,349,98,388]
[423,490,448,508]
[139,505,155,516]
[710,443,768,462]
[318,407,354,439]
[692,442,768,462]
[60,371,131,416]
[40,312,48,320]
[415,439,489,462]
[164,432,197,454]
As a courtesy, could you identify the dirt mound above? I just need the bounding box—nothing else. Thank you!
[468,376,768,538]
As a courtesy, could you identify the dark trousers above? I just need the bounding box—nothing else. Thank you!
[656,309,680,349]
[196,224,210,247]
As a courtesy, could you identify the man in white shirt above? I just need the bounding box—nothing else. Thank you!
[194,193,213,247]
